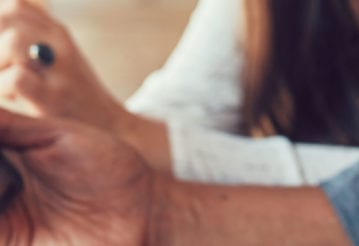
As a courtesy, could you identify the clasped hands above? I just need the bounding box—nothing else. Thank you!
[0,0,154,245]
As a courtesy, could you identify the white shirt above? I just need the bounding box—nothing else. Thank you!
[126,0,359,186]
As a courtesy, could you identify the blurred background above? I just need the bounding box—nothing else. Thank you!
[49,0,198,100]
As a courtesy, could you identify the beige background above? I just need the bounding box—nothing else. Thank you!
[50,0,197,100]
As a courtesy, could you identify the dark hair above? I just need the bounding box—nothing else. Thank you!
[242,0,359,145]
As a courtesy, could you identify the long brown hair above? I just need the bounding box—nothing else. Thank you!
[242,0,359,145]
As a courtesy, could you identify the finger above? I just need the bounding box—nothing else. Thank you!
[0,4,53,67]
[0,26,32,68]
[0,0,52,31]
[0,19,54,68]
[0,65,43,99]
[0,20,57,70]
[0,108,59,148]
[0,0,64,70]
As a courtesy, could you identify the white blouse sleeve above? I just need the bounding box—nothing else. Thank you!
[126,0,243,132]
[125,0,305,185]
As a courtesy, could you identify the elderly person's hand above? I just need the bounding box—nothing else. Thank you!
[0,0,172,178]
[0,0,124,133]
[0,108,152,245]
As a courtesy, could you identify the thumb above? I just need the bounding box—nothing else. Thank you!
[0,108,59,149]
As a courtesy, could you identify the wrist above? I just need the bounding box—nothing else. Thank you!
[114,109,172,174]
[110,103,138,142]
[54,153,155,245]
[146,173,178,246]
[107,103,131,139]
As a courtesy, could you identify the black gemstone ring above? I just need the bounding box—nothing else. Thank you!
[28,43,56,67]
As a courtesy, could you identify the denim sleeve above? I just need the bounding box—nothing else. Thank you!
[321,162,359,246]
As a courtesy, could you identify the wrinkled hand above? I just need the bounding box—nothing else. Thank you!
[0,0,124,132]
[0,109,152,245]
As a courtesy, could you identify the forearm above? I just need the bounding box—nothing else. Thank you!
[148,174,351,246]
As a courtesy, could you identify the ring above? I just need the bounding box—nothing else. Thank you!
[28,43,56,67]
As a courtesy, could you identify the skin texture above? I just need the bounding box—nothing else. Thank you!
[0,109,351,245]
[149,176,351,246]
[0,0,123,132]
[0,0,355,245]
[0,109,151,245]
[0,0,170,172]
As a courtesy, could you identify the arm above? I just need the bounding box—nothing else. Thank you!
[147,174,351,245]
[115,112,356,245]
[0,109,353,245]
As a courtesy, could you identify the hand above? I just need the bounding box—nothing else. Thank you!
[0,0,124,133]
[0,109,152,245]
[0,0,173,175]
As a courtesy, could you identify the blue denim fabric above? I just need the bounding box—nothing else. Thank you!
[321,163,359,246]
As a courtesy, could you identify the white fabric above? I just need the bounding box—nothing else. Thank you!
[126,0,359,186]
[126,0,242,132]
